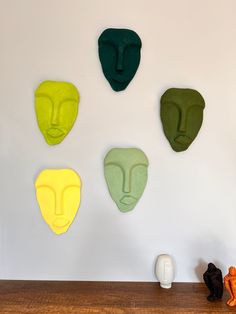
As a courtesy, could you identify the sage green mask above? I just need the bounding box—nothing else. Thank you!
[98,28,142,92]
[104,148,149,212]
[160,88,205,152]
[35,81,80,145]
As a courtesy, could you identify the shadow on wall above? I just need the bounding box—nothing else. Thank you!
[193,239,228,282]
[195,258,226,282]
[195,258,208,282]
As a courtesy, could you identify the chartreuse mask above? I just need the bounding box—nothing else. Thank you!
[160,88,205,152]
[98,28,142,91]
[104,148,149,212]
[35,81,80,145]
[35,169,81,235]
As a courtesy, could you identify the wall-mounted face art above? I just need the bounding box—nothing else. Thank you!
[98,28,142,92]
[35,169,81,235]
[160,88,205,152]
[104,148,149,212]
[35,81,80,145]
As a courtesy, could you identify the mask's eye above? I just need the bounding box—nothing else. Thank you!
[59,100,78,129]
[36,186,55,214]
[35,96,53,124]
[99,42,117,68]
[63,186,81,218]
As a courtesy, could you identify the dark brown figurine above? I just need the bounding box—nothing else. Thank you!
[203,263,223,301]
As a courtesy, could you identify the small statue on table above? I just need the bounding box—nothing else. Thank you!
[203,263,223,301]
[224,266,236,307]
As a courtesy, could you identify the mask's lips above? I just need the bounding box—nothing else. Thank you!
[53,218,70,228]
[112,75,129,83]
[47,127,65,138]
[120,195,137,205]
[174,135,192,145]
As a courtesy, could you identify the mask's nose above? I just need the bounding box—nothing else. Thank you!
[51,103,60,126]
[123,170,131,193]
[55,194,63,216]
[116,47,124,72]
[178,110,187,133]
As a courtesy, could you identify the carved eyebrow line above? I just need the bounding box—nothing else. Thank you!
[36,184,56,198]
[188,103,205,109]
[104,162,123,168]
[184,105,204,118]
[162,101,179,106]
[99,39,116,46]
[162,101,204,109]
[59,98,78,106]
[99,39,141,48]
[104,162,148,169]
[162,101,180,112]
[35,93,53,104]
[62,185,81,194]
[105,162,147,188]
[36,184,80,191]
[130,163,148,171]
[35,93,78,105]
[105,162,126,181]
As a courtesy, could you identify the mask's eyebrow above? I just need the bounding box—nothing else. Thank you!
[35,93,78,106]
[104,162,123,169]
[62,185,81,194]
[59,98,78,106]
[104,162,125,181]
[99,38,116,45]
[127,42,141,47]
[162,101,181,112]
[130,163,148,173]
[36,184,56,195]
[189,103,205,108]
[35,92,53,104]
[130,163,148,172]
[105,162,148,170]
[36,184,81,198]
[123,38,141,47]
[99,39,141,48]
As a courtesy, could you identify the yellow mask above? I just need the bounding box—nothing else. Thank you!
[35,169,82,235]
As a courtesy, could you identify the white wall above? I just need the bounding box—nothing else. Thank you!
[1,0,236,282]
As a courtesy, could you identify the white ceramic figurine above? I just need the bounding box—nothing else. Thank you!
[155,254,175,289]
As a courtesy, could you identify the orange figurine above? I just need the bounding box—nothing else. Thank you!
[224,266,236,307]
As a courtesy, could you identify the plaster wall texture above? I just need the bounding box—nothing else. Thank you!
[0,0,236,282]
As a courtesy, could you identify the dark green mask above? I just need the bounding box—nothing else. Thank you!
[160,88,205,152]
[98,28,142,92]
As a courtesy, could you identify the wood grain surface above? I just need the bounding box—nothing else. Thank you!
[0,280,234,313]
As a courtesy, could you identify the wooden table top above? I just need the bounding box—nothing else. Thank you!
[0,280,234,313]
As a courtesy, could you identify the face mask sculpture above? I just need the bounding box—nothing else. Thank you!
[104,148,148,212]
[155,254,175,289]
[35,169,81,235]
[98,28,142,91]
[160,88,205,152]
[35,81,80,145]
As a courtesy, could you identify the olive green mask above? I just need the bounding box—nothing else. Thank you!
[160,88,205,152]
[35,81,80,145]
[104,148,149,212]
[98,28,142,92]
